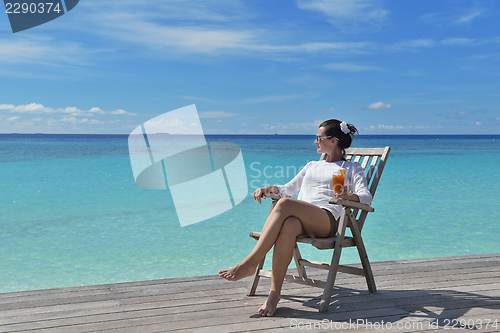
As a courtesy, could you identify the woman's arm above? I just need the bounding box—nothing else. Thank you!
[334,187,360,202]
[335,162,372,204]
[253,161,313,204]
[253,185,280,204]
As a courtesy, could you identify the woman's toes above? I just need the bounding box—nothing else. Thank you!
[258,292,280,317]
[219,263,256,281]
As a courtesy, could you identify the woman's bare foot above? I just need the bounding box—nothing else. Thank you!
[218,262,256,281]
[258,290,281,317]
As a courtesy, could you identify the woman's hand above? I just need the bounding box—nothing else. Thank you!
[253,186,279,204]
[334,186,360,202]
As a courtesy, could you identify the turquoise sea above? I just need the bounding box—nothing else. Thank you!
[1,134,499,293]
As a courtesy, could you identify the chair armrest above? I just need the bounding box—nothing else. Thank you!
[265,194,374,212]
[329,198,374,212]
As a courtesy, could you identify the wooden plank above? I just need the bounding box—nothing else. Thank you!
[365,155,379,184]
[1,286,496,326]
[292,243,307,279]
[156,287,500,332]
[319,207,349,312]
[368,146,391,198]
[329,197,374,212]
[360,155,371,169]
[2,255,497,315]
[1,278,496,328]
[345,147,388,156]
[152,292,500,333]
[1,256,498,316]
[0,275,220,305]
[348,215,377,293]
[0,254,498,333]
[247,256,266,296]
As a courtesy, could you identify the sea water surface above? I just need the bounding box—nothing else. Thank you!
[1,134,499,293]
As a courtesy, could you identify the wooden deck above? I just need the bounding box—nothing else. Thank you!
[1,253,499,332]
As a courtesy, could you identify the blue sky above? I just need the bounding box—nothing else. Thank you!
[1,0,499,134]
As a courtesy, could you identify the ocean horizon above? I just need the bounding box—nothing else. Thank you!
[1,134,499,293]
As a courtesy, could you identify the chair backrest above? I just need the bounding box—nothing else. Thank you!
[321,146,391,230]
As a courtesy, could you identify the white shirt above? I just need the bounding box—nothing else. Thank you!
[276,160,372,220]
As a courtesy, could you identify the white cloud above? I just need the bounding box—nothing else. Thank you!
[84,0,248,23]
[0,2,249,66]
[88,18,371,55]
[90,107,106,115]
[38,116,119,129]
[297,0,389,29]
[179,96,218,103]
[199,111,237,118]
[245,94,301,103]
[60,117,90,124]
[76,1,248,54]
[110,109,137,115]
[368,101,391,109]
[259,120,322,131]
[0,36,91,66]
[453,9,485,25]
[394,37,478,50]
[63,107,92,117]
[394,39,435,49]
[370,124,402,130]
[325,62,383,72]
[0,104,15,110]
[84,13,255,55]
[11,103,50,113]
[1,103,137,133]
[420,8,486,27]
[58,117,107,125]
[46,118,61,128]
[146,118,183,128]
[7,103,135,116]
[71,0,373,57]
[369,124,430,130]
[441,38,475,46]
[247,41,372,53]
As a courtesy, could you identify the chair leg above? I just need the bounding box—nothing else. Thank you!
[349,217,377,293]
[319,207,349,313]
[292,242,307,279]
[247,199,277,296]
[247,256,265,296]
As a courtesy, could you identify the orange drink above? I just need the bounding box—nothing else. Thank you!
[332,169,346,193]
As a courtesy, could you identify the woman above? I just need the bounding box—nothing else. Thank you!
[218,119,372,316]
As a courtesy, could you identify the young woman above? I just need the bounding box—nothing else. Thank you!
[218,119,372,316]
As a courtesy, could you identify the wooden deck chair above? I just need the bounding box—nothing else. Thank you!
[247,146,391,312]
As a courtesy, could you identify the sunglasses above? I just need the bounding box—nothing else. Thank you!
[315,135,333,142]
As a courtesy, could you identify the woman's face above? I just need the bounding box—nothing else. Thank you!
[315,127,336,153]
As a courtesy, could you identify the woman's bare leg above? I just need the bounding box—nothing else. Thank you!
[219,198,331,281]
[259,216,303,316]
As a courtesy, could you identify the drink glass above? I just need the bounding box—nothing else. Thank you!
[332,169,346,194]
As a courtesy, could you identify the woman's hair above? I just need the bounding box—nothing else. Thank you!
[319,119,359,156]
